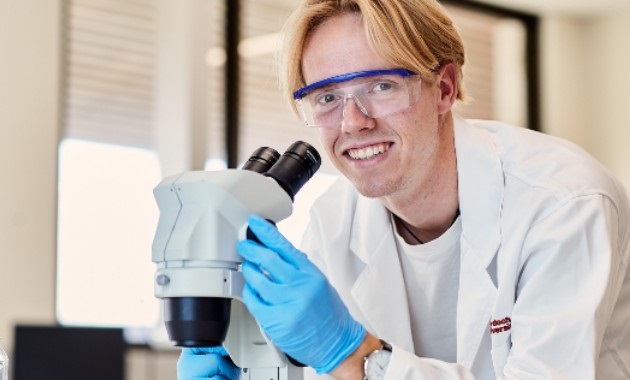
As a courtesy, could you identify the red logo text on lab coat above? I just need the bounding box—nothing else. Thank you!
[490,317,511,334]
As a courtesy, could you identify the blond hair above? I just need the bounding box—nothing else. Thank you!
[278,0,466,114]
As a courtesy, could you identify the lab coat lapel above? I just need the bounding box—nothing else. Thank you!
[453,116,503,368]
[349,196,415,352]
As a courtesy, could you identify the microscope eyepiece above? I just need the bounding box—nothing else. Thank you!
[241,147,280,173]
[264,141,321,200]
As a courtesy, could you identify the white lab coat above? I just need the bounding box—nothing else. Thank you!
[300,116,630,379]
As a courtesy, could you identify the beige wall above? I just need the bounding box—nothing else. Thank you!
[0,0,60,351]
[584,7,630,186]
[1,1,629,379]
[541,5,630,187]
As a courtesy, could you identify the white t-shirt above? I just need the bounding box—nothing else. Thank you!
[392,215,462,362]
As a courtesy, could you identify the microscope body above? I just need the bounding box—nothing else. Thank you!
[153,142,320,380]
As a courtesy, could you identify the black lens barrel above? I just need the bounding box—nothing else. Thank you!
[164,297,231,347]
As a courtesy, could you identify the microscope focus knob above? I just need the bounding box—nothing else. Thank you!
[156,274,170,286]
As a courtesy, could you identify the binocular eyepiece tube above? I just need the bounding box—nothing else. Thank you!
[243,141,321,200]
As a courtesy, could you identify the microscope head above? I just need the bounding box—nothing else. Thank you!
[152,141,321,347]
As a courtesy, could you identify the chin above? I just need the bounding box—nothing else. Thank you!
[352,179,394,199]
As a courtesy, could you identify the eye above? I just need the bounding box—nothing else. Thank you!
[314,92,340,106]
[373,82,393,92]
[371,80,398,94]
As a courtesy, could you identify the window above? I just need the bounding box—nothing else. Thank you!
[57,140,160,327]
[57,0,159,329]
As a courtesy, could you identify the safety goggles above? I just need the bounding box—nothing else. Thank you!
[293,68,420,128]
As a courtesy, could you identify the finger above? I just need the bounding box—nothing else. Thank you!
[177,351,226,379]
[242,281,277,317]
[241,260,273,297]
[215,356,240,380]
[241,261,295,305]
[247,215,306,267]
[184,346,228,356]
[238,240,300,284]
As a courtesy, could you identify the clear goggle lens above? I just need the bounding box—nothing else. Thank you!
[294,69,420,128]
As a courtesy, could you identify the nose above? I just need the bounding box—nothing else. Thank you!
[340,95,373,133]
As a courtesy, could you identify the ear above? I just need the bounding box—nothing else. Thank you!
[436,62,458,114]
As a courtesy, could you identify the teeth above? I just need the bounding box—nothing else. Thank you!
[348,144,388,160]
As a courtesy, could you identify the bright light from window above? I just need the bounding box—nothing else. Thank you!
[57,139,161,328]
[278,173,338,246]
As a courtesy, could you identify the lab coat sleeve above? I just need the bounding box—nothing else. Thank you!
[501,193,628,379]
[383,345,476,380]
[300,346,477,380]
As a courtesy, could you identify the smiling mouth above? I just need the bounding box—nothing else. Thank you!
[347,143,390,160]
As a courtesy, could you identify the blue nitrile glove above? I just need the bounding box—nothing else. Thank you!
[237,215,366,374]
[177,346,240,380]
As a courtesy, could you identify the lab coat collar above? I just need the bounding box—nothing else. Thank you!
[454,114,504,266]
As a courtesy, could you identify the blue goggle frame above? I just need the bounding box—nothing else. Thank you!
[293,68,416,100]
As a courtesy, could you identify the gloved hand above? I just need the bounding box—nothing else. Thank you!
[237,215,366,374]
[177,346,240,380]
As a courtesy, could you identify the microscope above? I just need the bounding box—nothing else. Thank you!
[152,141,321,380]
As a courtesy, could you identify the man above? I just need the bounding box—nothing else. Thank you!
[178,0,630,378]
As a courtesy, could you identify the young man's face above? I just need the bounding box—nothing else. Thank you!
[300,12,454,200]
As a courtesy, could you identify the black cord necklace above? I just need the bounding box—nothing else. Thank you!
[397,209,461,245]
[397,217,424,244]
